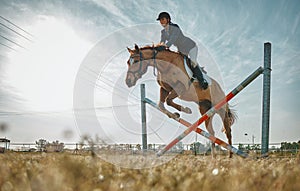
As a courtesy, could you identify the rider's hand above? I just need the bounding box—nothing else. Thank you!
[155,45,166,51]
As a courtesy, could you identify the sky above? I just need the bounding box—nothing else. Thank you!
[0,0,299,147]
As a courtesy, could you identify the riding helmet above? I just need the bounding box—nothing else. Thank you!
[156,12,171,21]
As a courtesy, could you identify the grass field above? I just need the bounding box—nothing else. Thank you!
[0,152,299,191]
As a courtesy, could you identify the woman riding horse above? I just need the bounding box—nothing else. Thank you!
[156,12,208,90]
[125,44,236,157]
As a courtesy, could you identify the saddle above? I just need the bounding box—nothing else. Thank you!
[154,46,208,84]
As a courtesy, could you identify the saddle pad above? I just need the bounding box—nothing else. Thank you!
[183,57,212,85]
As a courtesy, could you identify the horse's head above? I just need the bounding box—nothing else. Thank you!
[125,44,153,87]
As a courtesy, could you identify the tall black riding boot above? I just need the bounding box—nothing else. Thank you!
[191,65,208,90]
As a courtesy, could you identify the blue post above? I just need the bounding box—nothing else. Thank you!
[140,84,147,151]
[261,42,271,156]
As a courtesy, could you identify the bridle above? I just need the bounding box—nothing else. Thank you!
[127,48,159,79]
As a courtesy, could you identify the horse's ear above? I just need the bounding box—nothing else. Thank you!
[134,44,140,52]
[127,47,134,54]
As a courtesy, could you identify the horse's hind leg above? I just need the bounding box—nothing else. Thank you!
[166,90,192,114]
[205,117,216,158]
[218,108,233,158]
[224,111,233,158]
[199,100,216,158]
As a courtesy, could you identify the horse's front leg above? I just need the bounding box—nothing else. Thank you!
[158,87,179,119]
[166,90,192,114]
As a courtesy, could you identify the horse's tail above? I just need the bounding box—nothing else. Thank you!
[226,104,237,127]
[219,104,237,133]
[210,78,237,129]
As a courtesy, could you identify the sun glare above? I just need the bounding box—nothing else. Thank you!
[6,16,91,111]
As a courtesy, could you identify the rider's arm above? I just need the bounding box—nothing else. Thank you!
[165,25,180,48]
[160,30,166,44]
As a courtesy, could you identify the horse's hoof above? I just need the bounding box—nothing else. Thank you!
[183,107,192,114]
[174,112,180,118]
[167,112,180,119]
[166,113,175,118]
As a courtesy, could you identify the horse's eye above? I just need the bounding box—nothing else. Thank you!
[129,57,135,65]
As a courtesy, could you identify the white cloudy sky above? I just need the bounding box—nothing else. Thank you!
[0,0,299,146]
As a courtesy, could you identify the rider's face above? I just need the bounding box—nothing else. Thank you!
[159,18,169,27]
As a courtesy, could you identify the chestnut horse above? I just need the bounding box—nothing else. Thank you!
[125,44,236,157]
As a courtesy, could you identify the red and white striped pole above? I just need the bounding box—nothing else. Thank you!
[157,66,264,157]
[144,97,249,158]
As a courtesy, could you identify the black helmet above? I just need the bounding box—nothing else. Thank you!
[156,12,171,21]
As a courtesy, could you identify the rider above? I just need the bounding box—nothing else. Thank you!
[156,12,208,90]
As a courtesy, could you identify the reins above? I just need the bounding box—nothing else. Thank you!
[127,46,183,80]
[127,48,160,78]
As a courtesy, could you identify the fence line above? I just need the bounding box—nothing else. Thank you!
[3,142,298,152]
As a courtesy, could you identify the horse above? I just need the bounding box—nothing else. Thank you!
[125,44,237,158]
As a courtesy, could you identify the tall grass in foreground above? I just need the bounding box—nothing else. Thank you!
[0,152,299,191]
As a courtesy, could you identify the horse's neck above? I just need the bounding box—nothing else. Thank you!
[156,51,179,63]
[150,51,182,71]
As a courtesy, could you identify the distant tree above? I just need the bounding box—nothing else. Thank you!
[35,139,48,152]
[251,144,261,150]
[245,144,251,150]
[238,144,245,151]
[280,141,299,153]
[291,142,299,152]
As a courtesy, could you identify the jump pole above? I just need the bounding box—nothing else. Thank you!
[157,66,264,157]
[143,97,249,158]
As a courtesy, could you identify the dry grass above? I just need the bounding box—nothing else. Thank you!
[0,152,299,191]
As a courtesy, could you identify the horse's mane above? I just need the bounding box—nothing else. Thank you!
[139,44,163,50]
[139,44,181,55]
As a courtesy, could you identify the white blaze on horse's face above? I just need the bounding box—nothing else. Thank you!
[129,57,134,66]
[125,54,140,87]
